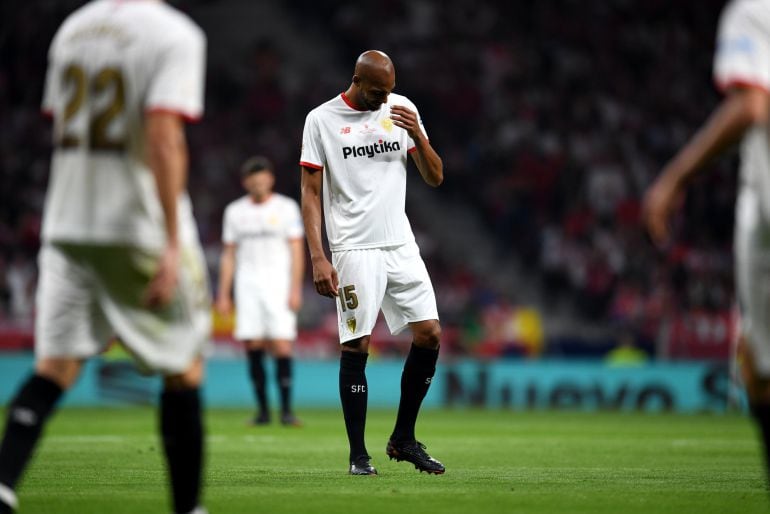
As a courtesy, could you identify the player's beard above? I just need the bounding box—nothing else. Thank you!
[363,97,382,111]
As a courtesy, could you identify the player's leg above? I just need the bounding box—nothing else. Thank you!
[0,358,82,514]
[270,339,301,426]
[245,339,271,424]
[391,319,440,443]
[0,244,104,513]
[161,357,205,514]
[384,320,444,474]
[95,243,211,513]
[235,280,270,424]
[381,242,444,474]
[340,337,375,474]
[332,248,385,475]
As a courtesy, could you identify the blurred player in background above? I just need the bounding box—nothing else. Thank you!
[216,156,304,427]
[644,0,770,485]
[0,1,209,513]
[300,50,445,475]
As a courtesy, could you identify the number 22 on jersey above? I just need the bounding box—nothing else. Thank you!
[58,64,126,151]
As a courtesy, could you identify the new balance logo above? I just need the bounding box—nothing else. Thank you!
[342,140,401,159]
[12,407,38,427]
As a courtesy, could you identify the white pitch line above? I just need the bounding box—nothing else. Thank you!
[48,435,127,443]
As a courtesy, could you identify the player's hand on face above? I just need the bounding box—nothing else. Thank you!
[143,244,179,308]
[390,105,421,140]
[642,174,680,248]
[312,257,339,298]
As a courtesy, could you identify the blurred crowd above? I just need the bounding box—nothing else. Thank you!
[0,0,736,360]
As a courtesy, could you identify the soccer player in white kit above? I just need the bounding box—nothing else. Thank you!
[300,50,445,475]
[644,0,770,485]
[0,1,210,513]
[216,156,305,426]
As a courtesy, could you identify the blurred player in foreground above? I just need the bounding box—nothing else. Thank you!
[644,0,770,486]
[216,156,305,427]
[300,50,445,475]
[0,1,210,512]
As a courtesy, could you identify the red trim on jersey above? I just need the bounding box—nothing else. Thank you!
[41,109,54,120]
[715,78,770,95]
[146,107,202,123]
[406,139,429,154]
[340,92,367,112]
[300,161,323,170]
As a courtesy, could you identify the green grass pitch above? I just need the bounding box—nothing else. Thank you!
[4,407,768,513]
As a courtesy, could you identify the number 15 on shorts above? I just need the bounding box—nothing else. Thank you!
[338,285,358,311]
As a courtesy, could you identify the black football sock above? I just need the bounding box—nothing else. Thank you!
[339,352,369,461]
[391,344,439,443]
[0,374,63,495]
[160,388,203,514]
[247,349,269,416]
[276,357,293,415]
[751,403,770,487]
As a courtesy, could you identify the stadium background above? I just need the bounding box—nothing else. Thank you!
[0,0,740,412]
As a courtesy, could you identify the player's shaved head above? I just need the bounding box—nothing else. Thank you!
[348,50,396,111]
[354,50,395,83]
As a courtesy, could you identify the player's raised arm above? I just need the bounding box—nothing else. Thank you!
[643,85,768,246]
[300,165,338,298]
[143,111,187,307]
[391,105,443,187]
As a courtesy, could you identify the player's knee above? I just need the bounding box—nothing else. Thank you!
[163,357,204,391]
[341,336,370,354]
[35,358,83,390]
[413,321,441,350]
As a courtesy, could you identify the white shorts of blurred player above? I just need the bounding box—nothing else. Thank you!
[735,187,770,377]
[35,243,211,375]
[234,279,296,341]
[331,241,439,344]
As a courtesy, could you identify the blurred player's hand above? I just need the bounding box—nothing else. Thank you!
[288,285,303,312]
[312,257,339,298]
[643,173,681,248]
[215,295,233,316]
[391,105,421,141]
[144,244,179,308]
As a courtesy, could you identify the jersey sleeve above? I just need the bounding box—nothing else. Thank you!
[285,200,304,239]
[222,205,237,244]
[41,32,61,117]
[714,1,770,93]
[145,25,206,122]
[299,111,325,170]
[404,99,428,153]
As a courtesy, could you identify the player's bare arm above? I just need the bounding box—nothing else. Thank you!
[289,237,305,311]
[216,242,236,315]
[143,111,187,307]
[643,85,769,246]
[300,165,339,298]
[391,105,443,187]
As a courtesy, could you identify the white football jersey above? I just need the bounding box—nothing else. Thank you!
[714,0,770,220]
[300,92,427,251]
[41,0,206,248]
[222,194,303,291]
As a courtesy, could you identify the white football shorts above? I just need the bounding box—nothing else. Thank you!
[735,187,770,376]
[36,243,211,374]
[331,241,439,344]
[234,278,296,341]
